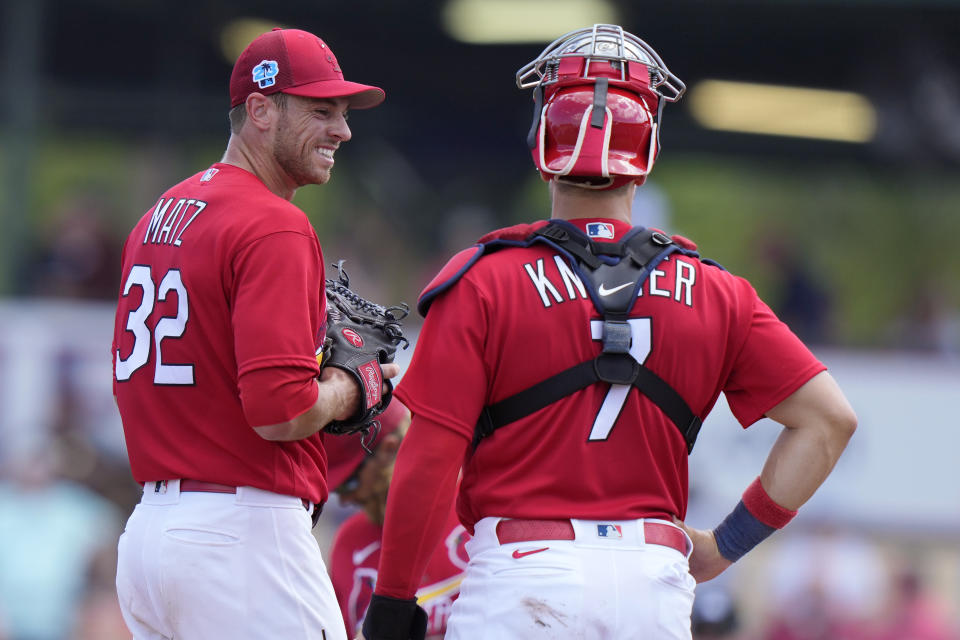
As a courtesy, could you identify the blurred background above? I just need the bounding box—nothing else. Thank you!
[1,0,958,638]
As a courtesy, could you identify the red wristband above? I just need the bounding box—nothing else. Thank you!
[742,477,797,529]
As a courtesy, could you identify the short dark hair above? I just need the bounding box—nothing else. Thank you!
[228,93,289,134]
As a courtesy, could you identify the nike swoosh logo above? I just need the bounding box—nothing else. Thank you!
[512,547,550,559]
[598,282,633,296]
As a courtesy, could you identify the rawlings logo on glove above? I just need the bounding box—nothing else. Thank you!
[321,260,409,438]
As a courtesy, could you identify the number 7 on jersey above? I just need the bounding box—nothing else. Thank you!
[588,318,651,441]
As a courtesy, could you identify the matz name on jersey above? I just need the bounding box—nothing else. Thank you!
[522,254,697,309]
[143,197,208,247]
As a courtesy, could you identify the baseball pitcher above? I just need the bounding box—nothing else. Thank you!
[112,28,401,640]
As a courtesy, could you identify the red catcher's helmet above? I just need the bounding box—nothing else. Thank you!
[516,24,685,189]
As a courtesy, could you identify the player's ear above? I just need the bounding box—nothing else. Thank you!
[245,92,275,131]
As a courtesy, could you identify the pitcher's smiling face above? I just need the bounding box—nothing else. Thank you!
[273,95,352,186]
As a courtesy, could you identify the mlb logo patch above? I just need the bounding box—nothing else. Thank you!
[200,167,219,182]
[253,59,280,88]
[586,222,615,239]
[597,524,623,538]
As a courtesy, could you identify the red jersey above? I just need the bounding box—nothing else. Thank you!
[395,217,824,530]
[329,508,469,636]
[112,163,330,504]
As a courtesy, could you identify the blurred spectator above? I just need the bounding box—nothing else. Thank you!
[870,566,959,640]
[71,545,129,640]
[760,582,865,640]
[49,347,140,513]
[758,232,833,345]
[692,585,745,640]
[885,283,960,358]
[0,447,123,640]
[759,525,887,640]
[22,193,121,299]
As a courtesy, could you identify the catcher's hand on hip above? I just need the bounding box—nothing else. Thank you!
[320,260,409,437]
[672,517,732,583]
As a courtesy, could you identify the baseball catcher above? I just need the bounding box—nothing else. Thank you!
[359,22,856,640]
[321,260,409,439]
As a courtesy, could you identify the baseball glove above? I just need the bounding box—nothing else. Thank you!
[321,260,409,437]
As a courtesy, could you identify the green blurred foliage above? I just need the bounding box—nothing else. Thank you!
[655,154,960,346]
[30,137,132,227]
[10,136,960,347]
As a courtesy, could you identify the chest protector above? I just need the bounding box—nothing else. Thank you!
[419,219,716,454]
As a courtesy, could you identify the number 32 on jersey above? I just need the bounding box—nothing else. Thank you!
[115,265,194,385]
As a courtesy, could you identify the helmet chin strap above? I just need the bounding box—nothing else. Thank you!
[590,78,609,129]
[653,97,665,160]
[527,85,545,150]
[647,121,659,173]
[530,76,607,151]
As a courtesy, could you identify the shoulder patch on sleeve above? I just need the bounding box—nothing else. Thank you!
[477,220,549,244]
[418,220,552,317]
[417,246,484,317]
[669,234,698,251]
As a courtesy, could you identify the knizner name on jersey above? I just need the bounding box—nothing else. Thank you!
[522,254,697,309]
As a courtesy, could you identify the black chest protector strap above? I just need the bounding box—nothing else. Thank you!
[473,221,703,454]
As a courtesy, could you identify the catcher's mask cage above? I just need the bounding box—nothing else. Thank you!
[516,24,686,189]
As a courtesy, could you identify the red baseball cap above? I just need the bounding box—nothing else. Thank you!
[324,399,411,490]
[229,28,385,109]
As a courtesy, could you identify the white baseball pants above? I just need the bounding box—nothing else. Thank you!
[445,517,696,639]
[116,480,345,640]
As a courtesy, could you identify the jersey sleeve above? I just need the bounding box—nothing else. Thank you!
[233,230,324,426]
[374,416,468,600]
[394,277,490,439]
[723,281,826,427]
